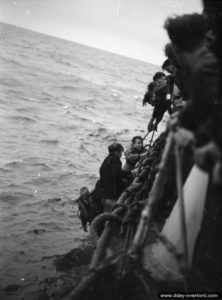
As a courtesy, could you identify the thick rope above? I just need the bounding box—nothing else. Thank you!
[89,205,129,273]
[90,221,114,269]
[118,183,143,203]
[69,132,166,299]
[127,132,191,291]
[90,213,122,246]
[130,132,174,253]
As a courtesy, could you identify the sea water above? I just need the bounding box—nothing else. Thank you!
[0,22,161,298]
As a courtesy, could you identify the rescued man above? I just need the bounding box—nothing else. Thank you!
[123,136,147,172]
[97,142,133,212]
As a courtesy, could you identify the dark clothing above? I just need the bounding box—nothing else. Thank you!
[98,153,131,200]
[175,45,222,289]
[174,68,191,101]
[143,90,154,106]
[178,48,222,149]
[153,80,168,106]
[192,177,222,291]
[152,80,172,123]
[166,74,174,96]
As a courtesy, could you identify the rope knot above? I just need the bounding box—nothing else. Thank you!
[90,213,122,246]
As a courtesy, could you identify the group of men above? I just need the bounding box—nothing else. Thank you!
[94,136,147,212]
[78,136,147,231]
[94,1,222,289]
[78,0,222,290]
[142,2,222,291]
[94,55,184,215]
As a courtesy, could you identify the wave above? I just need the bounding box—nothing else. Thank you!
[61,124,78,131]
[28,228,46,235]
[4,160,53,172]
[40,139,59,145]
[0,75,23,88]
[47,197,62,203]
[60,85,77,91]
[0,191,33,203]
[28,162,53,170]
[3,159,24,168]
[117,129,130,135]
[99,128,131,142]
[63,61,74,68]
[88,127,108,137]
[9,115,36,123]
[102,135,118,142]
[0,167,11,173]
[57,172,74,181]
[37,221,68,231]
[71,115,93,123]
[0,56,26,68]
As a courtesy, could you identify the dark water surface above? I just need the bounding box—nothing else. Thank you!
[0,22,162,299]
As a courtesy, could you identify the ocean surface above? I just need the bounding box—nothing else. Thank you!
[0,22,163,299]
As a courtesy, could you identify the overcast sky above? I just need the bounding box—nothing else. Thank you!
[0,0,202,65]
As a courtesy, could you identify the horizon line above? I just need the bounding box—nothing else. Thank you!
[0,21,160,68]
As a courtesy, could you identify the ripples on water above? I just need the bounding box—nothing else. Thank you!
[0,22,160,298]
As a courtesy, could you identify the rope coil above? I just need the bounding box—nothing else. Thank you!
[90,213,122,246]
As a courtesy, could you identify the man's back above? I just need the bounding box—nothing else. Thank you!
[99,153,123,200]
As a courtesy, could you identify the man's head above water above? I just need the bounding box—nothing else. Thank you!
[131,136,143,151]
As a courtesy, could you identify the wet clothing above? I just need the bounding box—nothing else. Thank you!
[98,153,131,200]
[77,188,103,231]
[123,146,147,171]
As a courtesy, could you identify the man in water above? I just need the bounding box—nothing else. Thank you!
[97,142,132,212]
[123,136,147,172]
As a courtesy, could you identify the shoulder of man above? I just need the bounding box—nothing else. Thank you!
[124,145,133,154]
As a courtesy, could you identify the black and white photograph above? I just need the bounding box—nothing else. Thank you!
[0,0,222,299]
